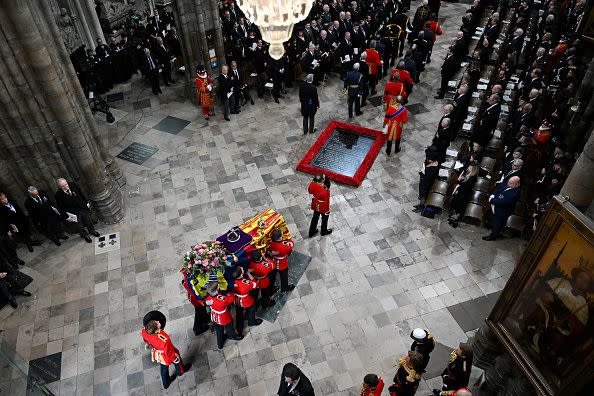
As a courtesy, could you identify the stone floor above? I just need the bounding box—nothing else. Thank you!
[0,2,525,395]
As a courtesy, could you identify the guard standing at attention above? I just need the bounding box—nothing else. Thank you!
[383,95,409,155]
[433,343,473,395]
[142,319,192,389]
[344,62,363,119]
[308,173,332,238]
[248,250,277,308]
[410,328,436,372]
[267,228,295,293]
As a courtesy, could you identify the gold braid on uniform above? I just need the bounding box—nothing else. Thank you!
[398,358,422,382]
[449,349,457,363]
[427,331,434,341]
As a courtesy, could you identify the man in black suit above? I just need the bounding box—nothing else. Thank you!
[0,259,31,308]
[451,31,467,61]
[154,37,173,85]
[299,74,319,134]
[0,192,39,252]
[473,94,501,146]
[142,48,162,95]
[25,186,68,246]
[435,48,458,98]
[218,65,236,121]
[483,176,521,241]
[54,178,99,243]
[230,61,253,107]
[452,85,470,130]
[277,363,315,396]
[166,26,182,58]
[95,38,110,58]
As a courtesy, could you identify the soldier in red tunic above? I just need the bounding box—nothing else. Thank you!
[267,228,295,293]
[195,65,215,120]
[204,282,243,349]
[363,42,383,95]
[248,250,277,308]
[232,266,262,335]
[308,173,332,238]
[180,270,210,336]
[383,95,409,155]
[142,319,192,389]
[383,72,408,109]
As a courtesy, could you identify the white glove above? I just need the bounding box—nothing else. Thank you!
[382,125,388,135]
[207,85,212,91]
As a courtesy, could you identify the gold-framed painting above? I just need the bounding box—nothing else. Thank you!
[487,196,594,396]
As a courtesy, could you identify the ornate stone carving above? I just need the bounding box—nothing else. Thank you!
[50,0,83,53]
[97,0,133,31]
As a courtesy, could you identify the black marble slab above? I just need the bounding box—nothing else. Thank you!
[153,116,191,135]
[311,128,375,177]
[116,142,158,165]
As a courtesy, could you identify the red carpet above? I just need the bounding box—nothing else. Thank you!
[296,121,386,187]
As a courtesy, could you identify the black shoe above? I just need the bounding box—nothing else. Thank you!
[426,59,431,64]
[309,229,319,238]
[53,239,61,246]
[310,127,317,134]
[321,229,333,236]
[271,285,279,295]
[27,244,33,253]
[231,111,240,114]
[90,231,100,237]
[84,236,93,243]
[482,235,497,241]
[412,207,423,213]
[433,389,441,396]
[282,284,296,292]
[153,90,159,95]
[434,95,445,99]
[356,112,363,116]
[449,220,459,228]
[386,150,391,156]
[250,99,254,105]
[17,259,25,266]
[17,290,31,297]
[59,234,69,240]
[9,299,17,309]
[274,98,279,103]
[225,116,231,121]
[181,363,191,375]
[164,374,177,389]
[251,319,263,326]
[164,83,170,86]
[31,240,42,246]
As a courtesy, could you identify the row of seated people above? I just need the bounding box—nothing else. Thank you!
[416,0,584,240]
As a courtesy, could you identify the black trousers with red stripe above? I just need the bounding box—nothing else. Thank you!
[160,358,185,387]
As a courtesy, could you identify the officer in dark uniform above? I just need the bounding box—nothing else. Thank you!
[433,342,473,395]
[389,350,424,396]
[344,63,363,119]
[410,328,436,372]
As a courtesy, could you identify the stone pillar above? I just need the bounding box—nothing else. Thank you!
[172,0,225,98]
[561,58,594,153]
[71,0,96,49]
[0,0,123,223]
[81,0,105,42]
[560,128,594,212]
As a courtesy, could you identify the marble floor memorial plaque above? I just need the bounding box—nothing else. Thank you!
[311,128,375,177]
[116,142,158,165]
[27,352,61,385]
[297,121,386,186]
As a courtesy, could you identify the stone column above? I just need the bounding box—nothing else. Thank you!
[561,58,594,153]
[172,0,225,98]
[0,0,123,223]
[71,0,97,49]
[560,128,594,212]
[81,0,105,41]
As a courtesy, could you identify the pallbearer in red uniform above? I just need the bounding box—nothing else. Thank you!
[383,72,408,108]
[383,95,409,155]
[195,65,215,120]
[248,250,276,308]
[363,42,383,95]
[204,282,243,349]
[267,228,295,293]
[308,173,332,238]
[142,319,192,389]
[232,266,263,335]
[361,373,385,396]
[181,269,210,335]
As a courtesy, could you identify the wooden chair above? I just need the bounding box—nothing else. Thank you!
[504,214,529,237]
[473,177,492,193]
[462,203,486,226]
[469,190,489,206]
[480,156,497,174]
[425,192,446,211]
[430,180,449,195]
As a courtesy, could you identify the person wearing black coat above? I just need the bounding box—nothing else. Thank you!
[24,187,67,246]
[299,74,319,134]
[54,179,99,243]
[448,162,479,228]
[0,259,31,308]
[473,94,501,146]
[0,192,38,252]
[218,65,237,121]
[414,151,441,212]
[436,48,458,98]
[142,48,161,95]
[153,37,173,85]
[483,176,521,241]
[452,85,470,131]
[277,363,315,396]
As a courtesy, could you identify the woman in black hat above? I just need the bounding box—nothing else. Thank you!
[447,161,479,227]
